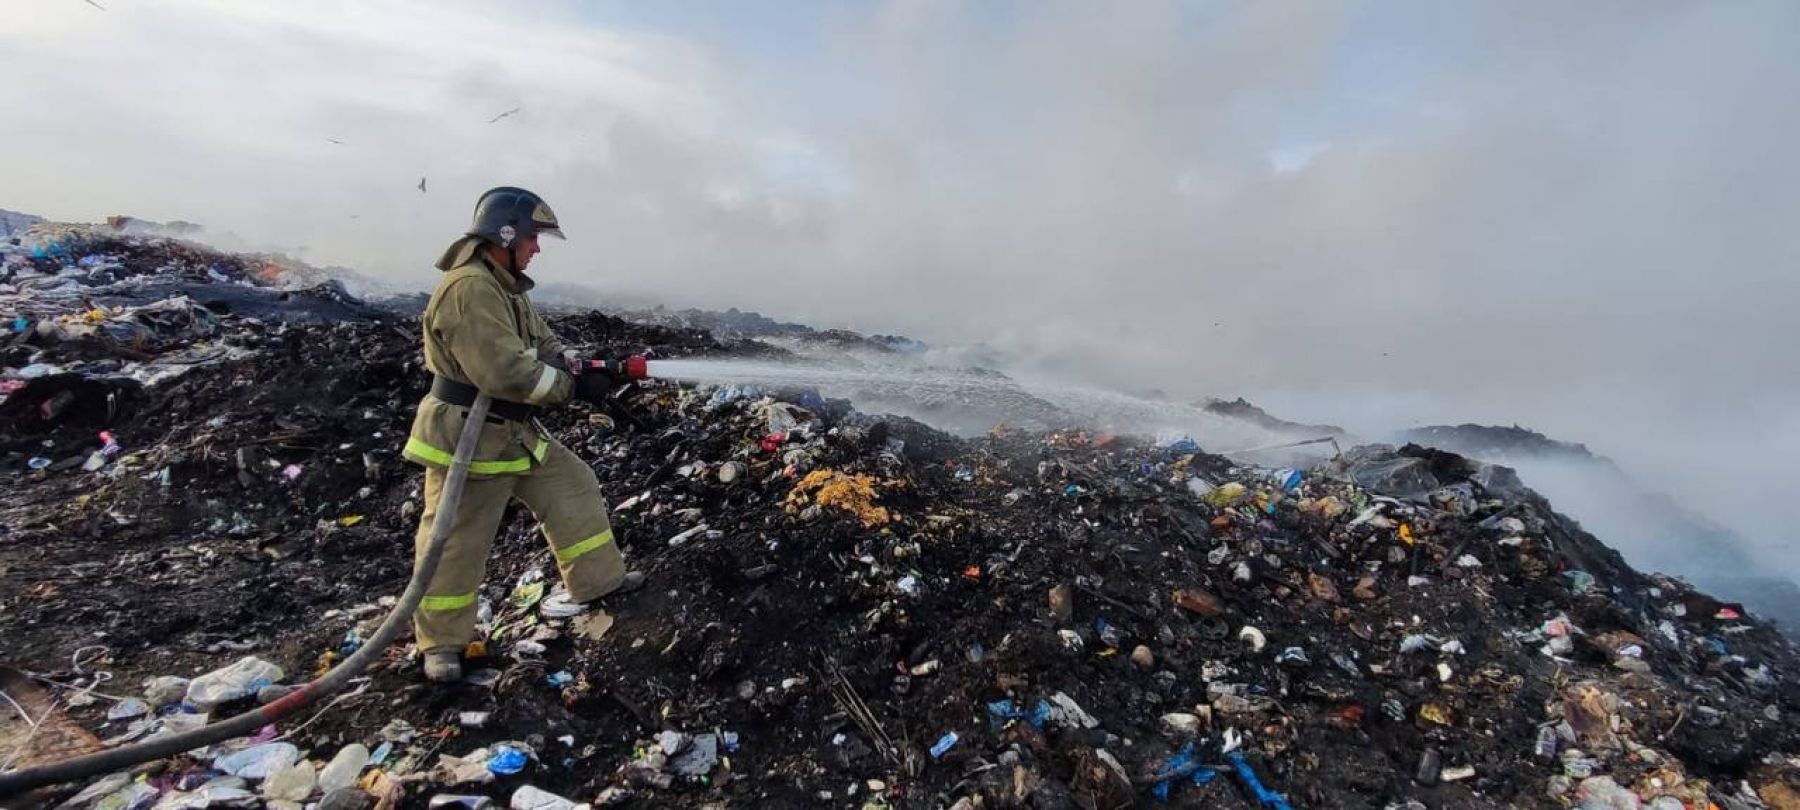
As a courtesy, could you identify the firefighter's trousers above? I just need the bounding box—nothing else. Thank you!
[410,440,625,653]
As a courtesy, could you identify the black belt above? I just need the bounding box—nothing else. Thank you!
[430,376,536,422]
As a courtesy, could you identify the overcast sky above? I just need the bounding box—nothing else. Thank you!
[4,0,1798,579]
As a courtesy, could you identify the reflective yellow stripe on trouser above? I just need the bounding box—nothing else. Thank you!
[404,436,548,475]
[555,529,614,564]
[420,592,476,611]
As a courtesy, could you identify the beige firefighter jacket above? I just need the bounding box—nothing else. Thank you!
[403,239,575,475]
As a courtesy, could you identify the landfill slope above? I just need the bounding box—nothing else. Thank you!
[2,223,1798,809]
[1399,424,1800,634]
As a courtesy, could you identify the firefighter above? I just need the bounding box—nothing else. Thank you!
[403,186,644,682]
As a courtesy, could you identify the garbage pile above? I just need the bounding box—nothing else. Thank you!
[2,227,1798,809]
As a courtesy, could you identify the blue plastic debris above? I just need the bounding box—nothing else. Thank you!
[1149,742,1219,801]
[1275,647,1309,666]
[546,671,574,688]
[339,630,363,656]
[1703,636,1729,655]
[929,732,959,759]
[1165,437,1200,456]
[31,242,71,261]
[487,745,528,775]
[721,731,740,753]
[1063,483,1082,496]
[986,699,1052,731]
[709,387,740,407]
[369,741,393,766]
[1267,468,1303,492]
[1094,616,1121,649]
[1226,751,1292,810]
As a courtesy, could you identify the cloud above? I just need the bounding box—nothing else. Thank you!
[4,1,1799,583]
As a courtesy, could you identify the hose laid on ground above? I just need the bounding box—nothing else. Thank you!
[0,395,494,801]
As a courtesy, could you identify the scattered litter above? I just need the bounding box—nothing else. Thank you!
[320,745,372,795]
[1226,751,1293,810]
[572,610,615,641]
[509,785,587,810]
[105,697,150,720]
[487,745,530,776]
[1046,691,1100,729]
[987,698,1052,730]
[215,742,301,779]
[186,656,283,709]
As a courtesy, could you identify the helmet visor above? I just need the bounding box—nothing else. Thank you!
[531,202,565,240]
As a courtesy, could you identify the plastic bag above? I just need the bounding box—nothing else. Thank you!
[186,656,284,708]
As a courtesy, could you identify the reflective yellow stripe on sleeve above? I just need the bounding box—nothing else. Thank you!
[420,592,476,611]
[555,529,615,563]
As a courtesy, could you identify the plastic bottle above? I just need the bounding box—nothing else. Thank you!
[317,743,371,794]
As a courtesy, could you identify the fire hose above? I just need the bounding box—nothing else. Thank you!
[0,394,495,801]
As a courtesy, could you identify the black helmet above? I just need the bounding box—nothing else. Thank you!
[468,186,564,246]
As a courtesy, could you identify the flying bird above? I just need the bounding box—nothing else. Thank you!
[417,177,427,194]
[83,0,106,9]
[487,107,523,124]
[326,138,344,145]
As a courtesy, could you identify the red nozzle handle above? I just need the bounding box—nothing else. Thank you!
[571,355,648,381]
